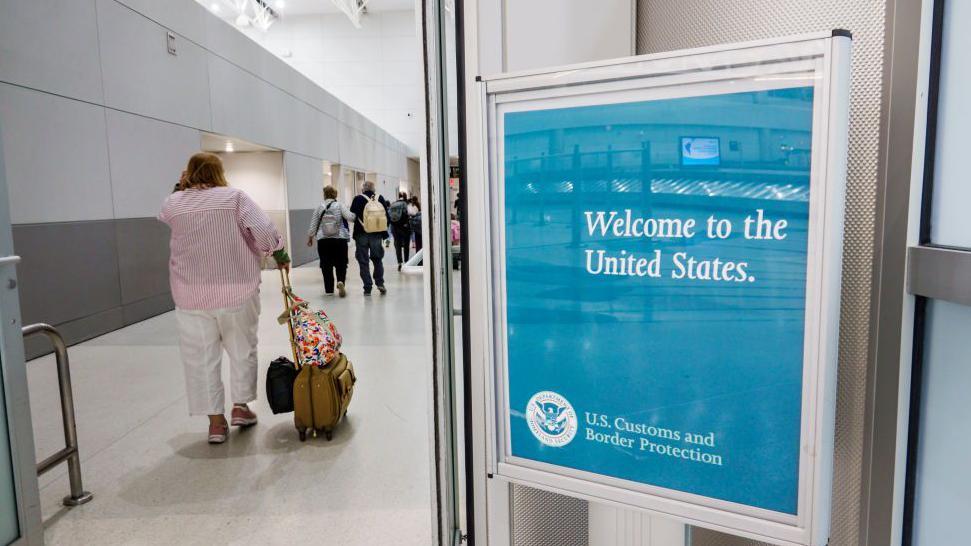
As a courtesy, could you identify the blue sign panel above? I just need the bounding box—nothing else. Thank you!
[503,86,815,515]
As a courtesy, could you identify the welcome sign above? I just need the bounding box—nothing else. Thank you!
[503,87,812,515]
[480,33,850,546]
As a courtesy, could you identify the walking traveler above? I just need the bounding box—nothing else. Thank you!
[350,181,391,296]
[389,192,412,271]
[307,186,356,297]
[159,152,290,444]
[408,196,423,252]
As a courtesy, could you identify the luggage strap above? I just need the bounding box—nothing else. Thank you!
[279,268,301,368]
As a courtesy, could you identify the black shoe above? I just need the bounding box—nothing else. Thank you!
[398,263,402,271]
[377,285,387,295]
[363,290,372,297]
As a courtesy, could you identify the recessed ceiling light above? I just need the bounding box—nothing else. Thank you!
[225,142,235,152]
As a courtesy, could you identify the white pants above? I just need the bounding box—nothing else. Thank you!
[176,293,261,416]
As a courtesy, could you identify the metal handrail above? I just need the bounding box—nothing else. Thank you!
[23,323,93,507]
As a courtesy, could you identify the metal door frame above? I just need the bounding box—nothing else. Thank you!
[0,127,43,545]
[421,0,469,543]
[898,1,971,544]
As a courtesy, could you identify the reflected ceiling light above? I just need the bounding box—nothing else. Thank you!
[274,0,286,9]
[210,3,221,13]
[235,13,251,26]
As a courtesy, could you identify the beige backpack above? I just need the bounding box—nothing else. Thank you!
[362,195,388,233]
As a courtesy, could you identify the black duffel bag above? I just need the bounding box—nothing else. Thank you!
[266,357,299,414]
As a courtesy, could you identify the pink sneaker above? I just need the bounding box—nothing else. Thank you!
[231,405,258,427]
[208,423,228,444]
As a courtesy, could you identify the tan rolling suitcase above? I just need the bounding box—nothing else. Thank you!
[292,353,355,441]
[279,270,357,441]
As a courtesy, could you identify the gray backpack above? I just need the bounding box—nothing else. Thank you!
[318,202,342,237]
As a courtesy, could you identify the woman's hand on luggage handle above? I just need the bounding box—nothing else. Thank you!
[272,249,291,273]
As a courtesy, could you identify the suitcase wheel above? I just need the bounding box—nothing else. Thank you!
[298,429,307,442]
[325,430,333,441]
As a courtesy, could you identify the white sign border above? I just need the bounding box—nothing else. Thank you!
[475,32,851,546]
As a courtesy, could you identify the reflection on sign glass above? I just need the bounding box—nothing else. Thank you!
[503,86,814,515]
[680,136,721,166]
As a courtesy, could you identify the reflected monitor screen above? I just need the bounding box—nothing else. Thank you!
[680,136,721,166]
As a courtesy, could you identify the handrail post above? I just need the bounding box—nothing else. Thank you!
[23,323,93,507]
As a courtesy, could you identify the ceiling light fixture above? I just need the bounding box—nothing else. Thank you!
[225,141,235,152]
[212,0,279,32]
[330,0,370,29]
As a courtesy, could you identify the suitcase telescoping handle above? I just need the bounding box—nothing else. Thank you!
[279,268,300,368]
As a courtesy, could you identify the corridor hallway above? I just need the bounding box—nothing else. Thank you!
[24,253,432,545]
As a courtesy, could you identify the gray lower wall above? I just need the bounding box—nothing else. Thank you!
[289,208,317,267]
[14,217,173,359]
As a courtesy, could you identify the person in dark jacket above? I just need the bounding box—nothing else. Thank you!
[408,196,423,252]
[349,181,391,296]
[388,192,412,271]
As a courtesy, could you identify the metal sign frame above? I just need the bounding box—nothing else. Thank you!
[472,32,851,546]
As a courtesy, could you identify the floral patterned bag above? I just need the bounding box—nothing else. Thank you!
[279,290,342,368]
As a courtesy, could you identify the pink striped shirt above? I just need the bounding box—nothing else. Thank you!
[159,187,284,310]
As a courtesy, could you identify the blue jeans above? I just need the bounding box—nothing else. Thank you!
[354,232,385,292]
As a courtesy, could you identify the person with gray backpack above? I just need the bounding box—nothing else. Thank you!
[307,186,356,297]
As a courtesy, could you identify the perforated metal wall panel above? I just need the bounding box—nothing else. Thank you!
[636,1,887,546]
[512,484,588,546]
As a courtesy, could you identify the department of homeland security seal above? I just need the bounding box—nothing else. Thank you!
[526,391,578,447]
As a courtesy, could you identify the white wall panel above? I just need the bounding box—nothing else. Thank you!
[204,14,291,89]
[112,0,208,46]
[218,151,286,211]
[284,152,325,210]
[382,35,420,62]
[0,0,104,104]
[311,109,340,161]
[380,10,419,37]
[0,84,113,223]
[263,10,422,152]
[319,13,383,38]
[338,123,366,171]
[209,54,338,159]
[106,110,201,218]
[208,55,276,148]
[320,36,382,62]
[503,0,634,72]
[97,0,211,130]
[381,60,424,86]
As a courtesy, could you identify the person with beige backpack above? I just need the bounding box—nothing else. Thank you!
[349,181,391,296]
